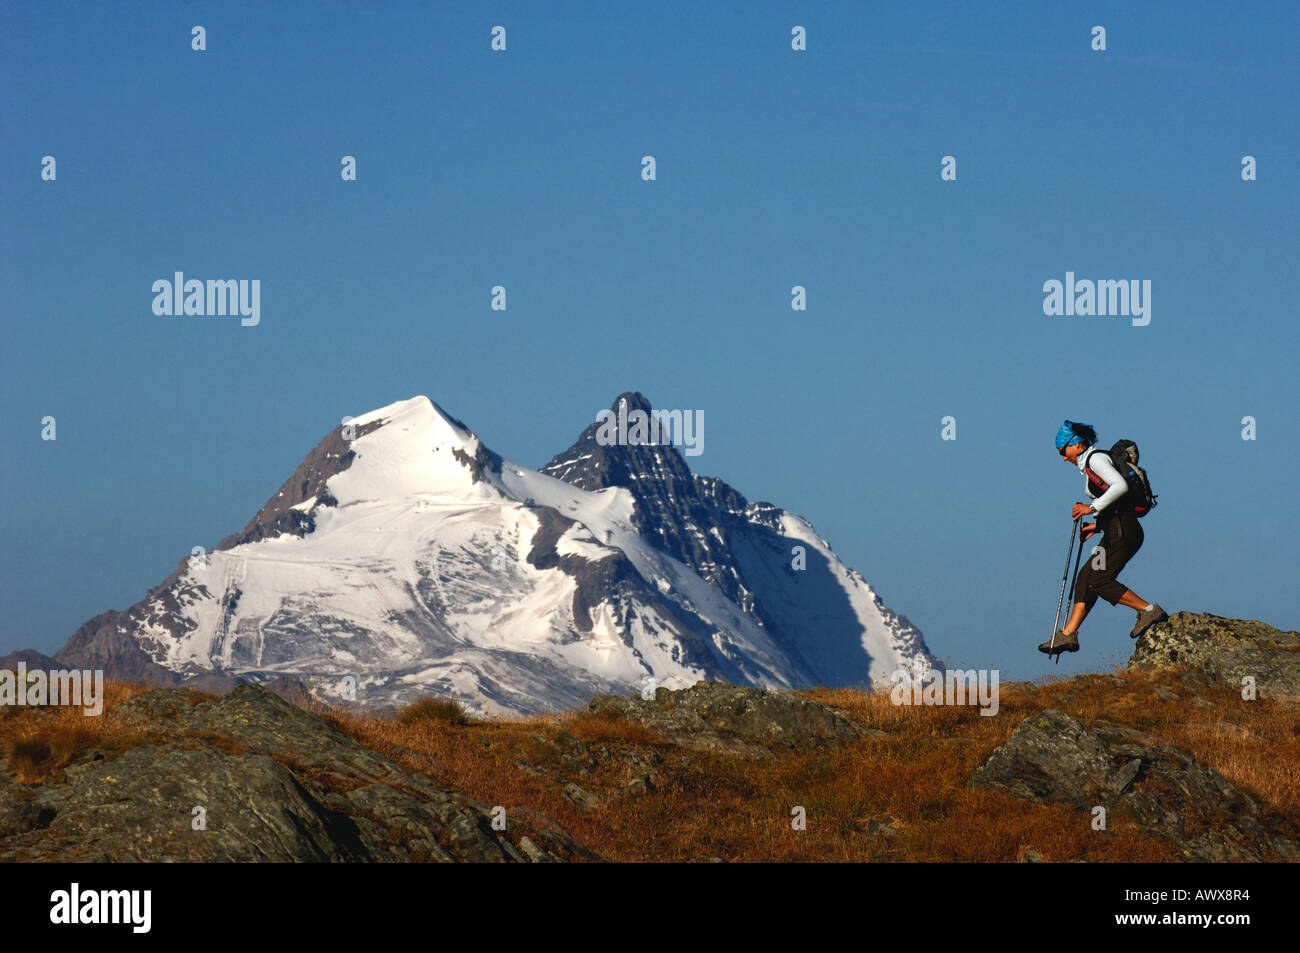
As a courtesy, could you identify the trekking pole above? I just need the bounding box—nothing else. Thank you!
[1049,514,1082,661]
[1058,517,1088,666]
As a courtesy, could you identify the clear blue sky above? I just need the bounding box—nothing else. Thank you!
[3,1,1296,681]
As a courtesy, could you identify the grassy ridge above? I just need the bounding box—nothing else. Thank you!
[3,667,1296,862]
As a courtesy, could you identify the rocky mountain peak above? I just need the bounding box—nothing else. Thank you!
[541,391,690,492]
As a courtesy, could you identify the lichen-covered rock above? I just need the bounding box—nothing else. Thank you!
[1129,612,1300,699]
[11,746,366,862]
[0,686,600,863]
[588,681,864,758]
[969,709,1112,807]
[969,709,1298,862]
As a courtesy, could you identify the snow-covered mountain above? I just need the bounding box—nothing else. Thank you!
[55,394,939,715]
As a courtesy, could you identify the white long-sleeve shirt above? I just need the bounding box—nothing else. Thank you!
[1079,449,1129,514]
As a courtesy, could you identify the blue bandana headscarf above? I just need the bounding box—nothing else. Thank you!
[1055,420,1093,451]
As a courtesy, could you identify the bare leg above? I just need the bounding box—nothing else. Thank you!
[1116,589,1148,610]
[1061,601,1090,635]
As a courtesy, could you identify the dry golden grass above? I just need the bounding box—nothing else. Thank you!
[323,670,1299,862]
[2,669,1295,861]
[395,696,473,727]
[0,680,195,783]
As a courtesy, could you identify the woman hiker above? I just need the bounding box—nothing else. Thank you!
[1040,420,1168,656]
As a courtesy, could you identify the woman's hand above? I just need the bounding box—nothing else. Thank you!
[1071,502,1094,521]
[1079,522,1098,541]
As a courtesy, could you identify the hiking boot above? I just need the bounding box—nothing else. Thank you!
[1038,630,1079,655]
[1131,603,1169,640]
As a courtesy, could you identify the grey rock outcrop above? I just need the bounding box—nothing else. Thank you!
[1129,612,1300,699]
[588,682,865,759]
[970,709,1298,862]
[0,686,600,863]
